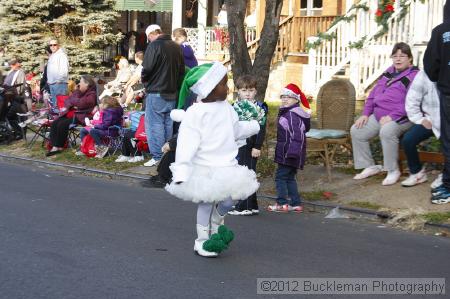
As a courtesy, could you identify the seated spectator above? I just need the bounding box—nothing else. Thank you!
[99,57,131,100]
[120,52,144,108]
[115,112,146,163]
[401,70,441,187]
[76,96,124,159]
[46,75,97,156]
[172,28,198,69]
[351,42,419,186]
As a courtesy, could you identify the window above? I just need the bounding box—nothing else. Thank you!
[300,0,323,16]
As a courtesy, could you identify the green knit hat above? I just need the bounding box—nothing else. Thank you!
[177,62,228,109]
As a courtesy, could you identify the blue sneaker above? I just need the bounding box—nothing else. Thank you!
[431,184,447,196]
[431,187,450,204]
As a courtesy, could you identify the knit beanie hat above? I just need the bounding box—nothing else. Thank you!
[280,83,310,109]
[177,62,228,108]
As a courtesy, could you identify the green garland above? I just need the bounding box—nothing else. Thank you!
[305,2,369,51]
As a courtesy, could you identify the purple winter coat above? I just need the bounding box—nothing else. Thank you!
[274,104,311,169]
[363,65,419,122]
[93,106,124,137]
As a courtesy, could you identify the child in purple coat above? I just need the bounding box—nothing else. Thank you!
[268,84,311,213]
[77,96,123,158]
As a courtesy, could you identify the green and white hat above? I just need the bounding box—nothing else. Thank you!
[178,62,228,108]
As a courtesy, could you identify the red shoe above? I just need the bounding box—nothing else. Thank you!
[289,205,304,213]
[267,204,289,212]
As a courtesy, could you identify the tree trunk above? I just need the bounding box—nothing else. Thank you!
[225,0,283,101]
[226,0,252,76]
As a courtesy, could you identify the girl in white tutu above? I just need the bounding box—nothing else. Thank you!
[166,62,260,257]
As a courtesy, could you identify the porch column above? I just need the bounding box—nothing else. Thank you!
[172,0,182,30]
[129,11,138,60]
[197,0,208,58]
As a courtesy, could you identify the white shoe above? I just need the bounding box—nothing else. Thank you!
[401,168,428,187]
[144,158,159,167]
[431,173,443,189]
[194,224,218,258]
[382,169,401,186]
[128,155,144,163]
[75,150,85,156]
[353,165,382,180]
[115,155,131,162]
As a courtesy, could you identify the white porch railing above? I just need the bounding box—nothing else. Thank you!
[304,0,444,98]
[351,0,444,97]
[184,27,257,60]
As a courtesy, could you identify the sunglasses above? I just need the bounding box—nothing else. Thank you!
[49,44,58,46]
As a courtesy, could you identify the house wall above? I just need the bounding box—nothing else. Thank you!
[322,0,344,16]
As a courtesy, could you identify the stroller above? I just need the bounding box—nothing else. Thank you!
[0,83,30,143]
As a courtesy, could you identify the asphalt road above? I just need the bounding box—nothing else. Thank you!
[0,161,449,299]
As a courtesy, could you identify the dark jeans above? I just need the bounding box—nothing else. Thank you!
[50,117,75,147]
[275,164,301,206]
[440,93,450,189]
[234,145,259,211]
[401,124,434,174]
[80,128,103,146]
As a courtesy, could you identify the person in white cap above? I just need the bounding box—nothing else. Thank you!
[165,62,260,257]
[141,24,185,167]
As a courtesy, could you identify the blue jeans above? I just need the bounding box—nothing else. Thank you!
[145,93,176,161]
[80,128,103,145]
[275,164,301,206]
[401,124,433,174]
[49,83,68,106]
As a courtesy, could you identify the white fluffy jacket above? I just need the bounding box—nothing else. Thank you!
[171,100,260,183]
[405,71,441,138]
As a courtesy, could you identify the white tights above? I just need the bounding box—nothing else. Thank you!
[196,198,234,226]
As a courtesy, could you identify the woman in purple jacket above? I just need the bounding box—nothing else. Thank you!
[78,96,123,158]
[351,42,419,185]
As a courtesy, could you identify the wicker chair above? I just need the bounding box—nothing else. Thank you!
[307,78,356,180]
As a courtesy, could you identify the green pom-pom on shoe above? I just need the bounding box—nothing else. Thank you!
[218,225,234,245]
[203,234,227,253]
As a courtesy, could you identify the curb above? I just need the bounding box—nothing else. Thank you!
[0,153,151,181]
[1,152,449,232]
[257,194,450,232]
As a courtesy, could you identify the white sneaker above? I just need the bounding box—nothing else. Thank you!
[401,168,428,187]
[75,150,85,156]
[431,173,443,189]
[382,169,401,186]
[128,155,144,163]
[353,165,382,180]
[115,155,131,162]
[144,158,159,167]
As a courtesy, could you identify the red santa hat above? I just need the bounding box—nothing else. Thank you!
[281,83,310,109]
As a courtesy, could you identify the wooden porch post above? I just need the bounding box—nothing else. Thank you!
[172,0,183,30]
[197,0,208,58]
[256,0,265,38]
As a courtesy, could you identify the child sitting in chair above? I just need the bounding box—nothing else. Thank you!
[76,96,123,158]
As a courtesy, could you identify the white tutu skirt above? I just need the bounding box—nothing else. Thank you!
[165,165,259,203]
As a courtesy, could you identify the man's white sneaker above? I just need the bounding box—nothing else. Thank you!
[128,155,144,163]
[401,169,427,187]
[382,169,401,186]
[115,155,131,162]
[144,158,159,167]
[353,165,382,180]
[431,173,443,189]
